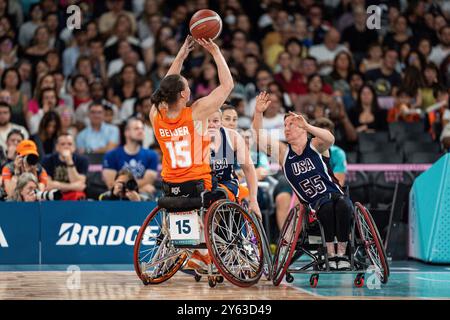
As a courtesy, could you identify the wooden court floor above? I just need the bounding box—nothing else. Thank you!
[0,270,414,300]
[1,261,449,300]
[0,271,311,300]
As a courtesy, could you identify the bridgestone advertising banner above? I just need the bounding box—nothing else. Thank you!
[0,201,156,264]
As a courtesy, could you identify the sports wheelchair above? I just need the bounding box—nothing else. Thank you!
[133,183,272,288]
[271,199,390,288]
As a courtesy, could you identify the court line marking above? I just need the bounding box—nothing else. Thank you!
[415,276,450,283]
[286,282,322,297]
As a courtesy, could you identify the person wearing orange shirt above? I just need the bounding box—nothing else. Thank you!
[2,139,48,199]
[149,36,234,271]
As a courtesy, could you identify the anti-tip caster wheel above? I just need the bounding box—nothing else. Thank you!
[194,274,202,282]
[310,274,319,288]
[208,276,217,288]
[216,276,224,283]
[285,272,294,283]
[354,273,365,288]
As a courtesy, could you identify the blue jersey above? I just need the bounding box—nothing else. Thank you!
[210,127,239,195]
[282,140,343,206]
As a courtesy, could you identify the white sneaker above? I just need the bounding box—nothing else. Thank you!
[337,257,350,270]
[328,260,337,270]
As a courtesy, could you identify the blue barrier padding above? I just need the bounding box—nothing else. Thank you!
[1,201,156,264]
[0,202,40,264]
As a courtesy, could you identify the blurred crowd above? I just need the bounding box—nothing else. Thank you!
[0,0,449,203]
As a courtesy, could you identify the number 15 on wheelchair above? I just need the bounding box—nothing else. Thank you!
[133,189,272,288]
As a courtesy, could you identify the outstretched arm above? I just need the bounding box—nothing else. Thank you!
[288,111,335,154]
[166,36,195,76]
[252,92,287,165]
[192,39,234,121]
[229,129,261,218]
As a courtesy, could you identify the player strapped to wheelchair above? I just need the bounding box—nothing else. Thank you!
[272,189,390,288]
[133,178,267,288]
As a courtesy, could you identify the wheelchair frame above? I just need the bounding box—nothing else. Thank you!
[272,201,390,288]
[133,188,267,288]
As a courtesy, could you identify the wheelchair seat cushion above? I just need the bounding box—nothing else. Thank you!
[158,197,203,212]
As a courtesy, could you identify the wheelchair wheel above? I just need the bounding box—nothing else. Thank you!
[272,204,305,286]
[354,202,390,284]
[133,206,187,285]
[248,210,273,281]
[205,200,264,287]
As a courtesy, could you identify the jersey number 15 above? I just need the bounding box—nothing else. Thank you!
[165,140,192,168]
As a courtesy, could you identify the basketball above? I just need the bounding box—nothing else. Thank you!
[189,9,222,40]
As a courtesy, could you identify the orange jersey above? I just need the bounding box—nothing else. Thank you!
[153,107,212,189]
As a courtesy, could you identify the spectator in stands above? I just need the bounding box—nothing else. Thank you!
[120,77,153,122]
[17,59,33,99]
[42,133,88,201]
[70,74,92,110]
[274,51,304,103]
[58,106,78,138]
[134,95,155,149]
[27,88,60,135]
[88,37,108,83]
[308,4,328,45]
[285,38,304,72]
[245,69,274,117]
[341,5,379,64]
[382,15,412,54]
[195,62,219,99]
[99,169,145,201]
[2,139,48,198]
[309,27,349,76]
[102,118,158,196]
[348,85,388,133]
[76,80,120,128]
[104,13,140,56]
[429,26,450,67]
[342,72,365,111]
[18,3,42,48]
[0,35,18,71]
[74,55,95,84]
[31,111,61,157]
[108,64,138,110]
[359,43,383,73]
[295,73,331,113]
[1,67,28,128]
[387,88,422,123]
[76,102,119,154]
[417,37,433,62]
[0,102,28,151]
[0,129,24,169]
[9,172,39,202]
[365,48,402,97]
[99,0,137,37]
[107,40,146,77]
[326,51,355,95]
[45,49,61,73]
[24,26,52,66]
[313,117,347,186]
[62,27,89,77]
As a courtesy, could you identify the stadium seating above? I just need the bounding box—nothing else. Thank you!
[406,152,444,164]
[360,151,403,164]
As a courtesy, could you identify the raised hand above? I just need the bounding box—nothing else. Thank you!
[288,111,309,129]
[195,38,220,55]
[179,35,196,60]
[255,91,271,113]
